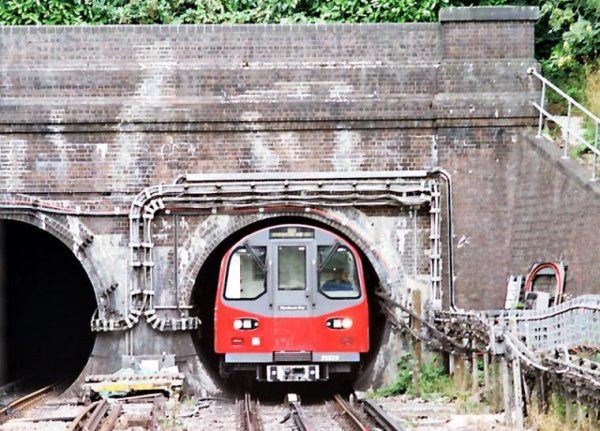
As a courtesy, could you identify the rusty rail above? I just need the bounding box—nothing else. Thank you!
[361,398,406,431]
[331,394,370,431]
[289,399,314,431]
[240,392,262,431]
[68,400,110,431]
[0,383,58,421]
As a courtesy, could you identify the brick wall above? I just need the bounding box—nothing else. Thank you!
[443,130,600,309]
[0,9,543,313]
[11,6,596,390]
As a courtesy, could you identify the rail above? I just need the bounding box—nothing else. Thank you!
[331,394,370,431]
[360,398,406,431]
[240,392,262,431]
[527,67,600,181]
[0,383,59,421]
[68,399,110,431]
[288,398,314,431]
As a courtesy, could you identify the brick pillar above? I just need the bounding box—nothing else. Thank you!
[439,6,538,60]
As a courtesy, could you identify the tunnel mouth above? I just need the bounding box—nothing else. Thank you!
[190,215,386,393]
[0,220,97,392]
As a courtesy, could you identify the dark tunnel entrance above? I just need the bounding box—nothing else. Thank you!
[190,216,387,392]
[0,220,96,389]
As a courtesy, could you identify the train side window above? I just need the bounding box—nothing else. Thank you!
[318,246,360,299]
[278,246,306,290]
[224,247,266,300]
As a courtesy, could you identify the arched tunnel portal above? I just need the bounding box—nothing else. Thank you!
[0,219,97,389]
[189,215,389,390]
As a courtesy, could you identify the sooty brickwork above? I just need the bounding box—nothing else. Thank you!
[7,6,590,392]
[439,127,600,309]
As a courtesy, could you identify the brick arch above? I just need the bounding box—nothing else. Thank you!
[0,212,106,306]
[179,208,399,305]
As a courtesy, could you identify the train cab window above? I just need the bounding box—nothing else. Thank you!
[224,247,266,300]
[318,246,360,299]
[278,246,306,290]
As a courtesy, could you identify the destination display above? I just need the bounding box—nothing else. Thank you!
[269,226,315,239]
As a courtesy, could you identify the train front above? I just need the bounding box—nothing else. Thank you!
[214,224,369,382]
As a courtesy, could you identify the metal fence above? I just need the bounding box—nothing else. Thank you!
[528,67,600,181]
[495,295,600,353]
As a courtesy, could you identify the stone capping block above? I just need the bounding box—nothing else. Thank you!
[439,6,539,22]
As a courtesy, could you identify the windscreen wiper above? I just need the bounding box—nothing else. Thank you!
[243,241,267,273]
[318,242,340,272]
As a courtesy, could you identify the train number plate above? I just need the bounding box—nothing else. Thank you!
[266,365,320,382]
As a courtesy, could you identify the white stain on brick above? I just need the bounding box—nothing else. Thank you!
[49,108,66,124]
[251,134,279,170]
[279,132,300,161]
[3,140,26,191]
[119,40,176,123]
[96,143,108,160]
[89,234,129,304]
[240,111,263,121]
[333,131,364,171]
[328,83,354,101]
[113,132,142,189]
[49,133,68,163]
[178,216,190,231]
[395,219,411,255]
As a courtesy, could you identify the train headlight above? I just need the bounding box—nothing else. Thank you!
[233,318,259,330]
[326,318,353,329]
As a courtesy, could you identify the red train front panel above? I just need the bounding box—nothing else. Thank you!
[214,224,369,382]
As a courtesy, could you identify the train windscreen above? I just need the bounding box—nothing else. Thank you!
[224,247,266,299]
[277,246,306,291]
[318,246,360,299]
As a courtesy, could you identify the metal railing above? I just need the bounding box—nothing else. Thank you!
[527,67,600,181]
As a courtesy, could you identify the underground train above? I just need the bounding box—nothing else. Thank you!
[214,224,369,382]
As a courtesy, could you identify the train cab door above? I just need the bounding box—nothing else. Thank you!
[269,229,316,354]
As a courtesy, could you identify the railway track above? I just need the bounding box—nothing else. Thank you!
[68,399,114,431]
[360,397,406,431]
[0,383,60,423]
[240,392,263,431]
[330,393,370,430]
[287,393,405,431]
[68,393,164,431]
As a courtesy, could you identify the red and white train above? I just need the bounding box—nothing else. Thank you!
[214,224,369,382]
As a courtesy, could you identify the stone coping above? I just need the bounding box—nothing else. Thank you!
[439,6,538,22]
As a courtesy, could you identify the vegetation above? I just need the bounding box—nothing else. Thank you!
[0,0,520,25]
[375,355,462,401]
[0,0,597,115]
[537,0,599,104]
[374,355,414,397]
[527,403,566,431]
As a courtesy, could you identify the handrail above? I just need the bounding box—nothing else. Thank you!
[527,67,600,181]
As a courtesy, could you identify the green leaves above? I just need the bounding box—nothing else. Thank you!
[537,0,599,103]
[0,0,102,25]
[0,0,463,25]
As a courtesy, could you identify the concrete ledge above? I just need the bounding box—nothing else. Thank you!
[439,6,538,22]
[524,134,600,199]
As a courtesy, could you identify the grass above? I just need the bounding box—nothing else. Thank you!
[374,355,464,402]
[585,67,600,118]
[582,67,600,152]
[373,354,413,397]
[527,405,566,431]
